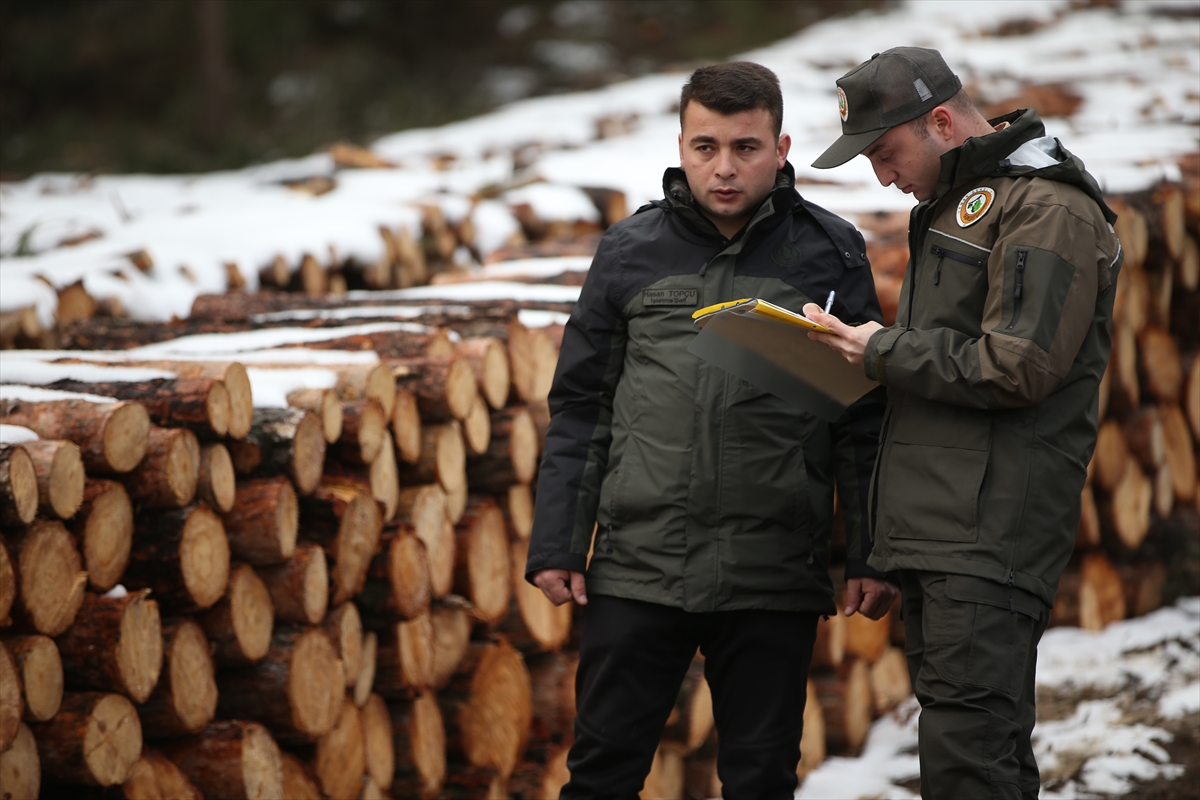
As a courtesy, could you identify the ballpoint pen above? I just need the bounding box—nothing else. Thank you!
[823,290,835,315]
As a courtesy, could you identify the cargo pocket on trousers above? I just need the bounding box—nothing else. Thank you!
[946,574,1043,696]
[882,443,988,542]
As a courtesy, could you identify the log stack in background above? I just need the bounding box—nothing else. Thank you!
[2,172,1196,800]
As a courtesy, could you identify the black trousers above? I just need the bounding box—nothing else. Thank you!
[561,594,819,800]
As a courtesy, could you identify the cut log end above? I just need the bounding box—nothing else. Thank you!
[233,564,276,663]
[0,722,40,800]
[122,749,203,800]
[0,444,38,526]
[225,363,254,441]
[77,479,134,592]
[1,643,21,750]
[360,693,394,791]
[324,602,364,688]
[169,620,219,734]
[287,627,346,738]
[104,402,153,473]
[86,693,144,786]
[24,439,85,520]
[198,442,236,513]
[178,504,232,610]
[392,387,422,465]
[5,635,63,722]
[14,520,88,636]
[116,592,164,703]
[314,697,366,800]
[293,411,327,495]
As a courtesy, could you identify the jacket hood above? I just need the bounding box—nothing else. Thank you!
[659,161,800,240]
[936,108,1116,225]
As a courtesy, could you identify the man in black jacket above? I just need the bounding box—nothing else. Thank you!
[527,61,897,797]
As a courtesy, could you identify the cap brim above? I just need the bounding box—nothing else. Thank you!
[811,128,889,169]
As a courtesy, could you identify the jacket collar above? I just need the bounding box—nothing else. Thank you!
[933,108,1115,224]
[660,161,799,242]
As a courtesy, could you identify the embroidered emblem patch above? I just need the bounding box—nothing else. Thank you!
[642,288,698,307]
[837,87,848,122]
[771,241,801,268]
[957,187,995,228]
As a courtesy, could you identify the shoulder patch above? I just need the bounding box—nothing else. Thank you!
[957,187,995,228]
[771,240,801,268]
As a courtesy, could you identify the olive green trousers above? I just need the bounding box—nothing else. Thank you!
[900,570,1049,800]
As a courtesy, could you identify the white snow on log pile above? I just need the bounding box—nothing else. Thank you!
[129,321,433,356]
[518,310,572,329]
[0,384,117,404]
[0,358,175,386]
[0,424,39,443]
[795,598,1200,799]
[246,367,340,409]
[249,305,475,324]
[344,281,581,305]
[0,0,1192,323]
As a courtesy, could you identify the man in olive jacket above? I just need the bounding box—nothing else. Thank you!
[526,62,897,797]
[807,47,1122,800]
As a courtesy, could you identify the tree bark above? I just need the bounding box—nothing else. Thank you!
[0,443,38,527]
[45,378,230,439]
[30,691,143,786]
[216,625,345,743]
[390,691,447,800]
[19,438,84,519]
[160,720,284,800]
[5,520,88,636]
[1,634,62,722]
[124,504,230,612]
[399,421,465,495]
[56,589,162,704]
[0,533,14,626]
[136,618,217,739]
[224,476,298,565]
[466,407,537,492]
[1,398,150,474]
[198,562,274,666]
[394,356,479,422]
[257,542,328,625]
[121,426,200,509]
[453,497,511,625]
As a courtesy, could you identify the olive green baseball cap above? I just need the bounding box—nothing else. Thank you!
[812,46,962,169]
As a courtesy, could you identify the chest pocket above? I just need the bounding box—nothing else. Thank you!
[911,239,989,333]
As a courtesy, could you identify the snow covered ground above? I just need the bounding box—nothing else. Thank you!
[797,598,1200,800]
[2,0,1196,325]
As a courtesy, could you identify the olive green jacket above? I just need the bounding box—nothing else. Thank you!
[864,109,1122,604]
[527,164,887,613]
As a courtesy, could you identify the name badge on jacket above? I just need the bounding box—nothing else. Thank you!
[642,288,698,307]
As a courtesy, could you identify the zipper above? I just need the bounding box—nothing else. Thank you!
[1006,249,1028,330]
[929,243,986,286]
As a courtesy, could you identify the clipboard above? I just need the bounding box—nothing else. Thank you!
[688,297,879,422]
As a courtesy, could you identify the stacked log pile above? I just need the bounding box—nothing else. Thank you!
[2,174,1196,800]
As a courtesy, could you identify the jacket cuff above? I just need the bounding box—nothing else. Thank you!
[864,326,905,384]
[844,557,895,582]
[524,552,588,585]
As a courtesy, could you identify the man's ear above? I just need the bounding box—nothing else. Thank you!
[929,106,954,143]
[776,133,792,169]
[678,132,684,165]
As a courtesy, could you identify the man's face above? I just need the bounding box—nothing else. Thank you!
[861,118,947,202]
[678,102,790,237]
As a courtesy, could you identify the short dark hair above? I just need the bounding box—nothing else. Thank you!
[680,62,783,138]
[906,88,979,139]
